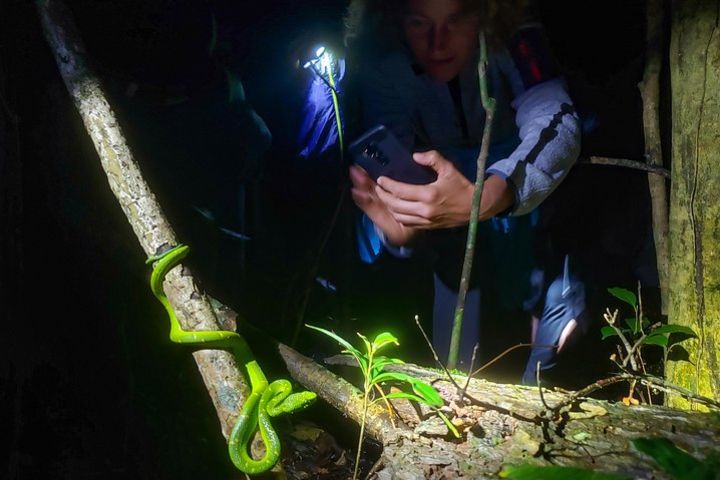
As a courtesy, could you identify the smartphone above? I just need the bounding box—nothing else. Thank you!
[349,125,437,185]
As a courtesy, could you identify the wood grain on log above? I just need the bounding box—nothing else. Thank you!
[285,354,720,479]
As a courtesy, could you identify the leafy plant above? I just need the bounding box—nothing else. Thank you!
[601,285,697,404]
[500,464,630,480]
[632,437,720,480]
[499,438,720,480]
[306,324,456,480]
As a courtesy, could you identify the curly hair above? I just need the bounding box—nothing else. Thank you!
[344,0,530,57]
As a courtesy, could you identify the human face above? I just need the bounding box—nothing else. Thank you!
[402,0,481,82]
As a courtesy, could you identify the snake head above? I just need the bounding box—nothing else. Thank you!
[293,391,318,410]
[283,391,318,415]
[267,390,318,417]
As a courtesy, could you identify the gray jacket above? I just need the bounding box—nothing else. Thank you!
[358,25,581,217]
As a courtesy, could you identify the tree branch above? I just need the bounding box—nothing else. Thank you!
[582,156,670,178]
[640,0,669,313]
[35,0,249,438]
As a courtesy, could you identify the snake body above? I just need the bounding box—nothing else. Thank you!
[147,244,316,475]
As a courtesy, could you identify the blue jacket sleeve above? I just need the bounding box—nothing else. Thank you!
[297,59,346,159]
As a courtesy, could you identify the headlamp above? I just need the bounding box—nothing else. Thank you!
[302,44,336,79]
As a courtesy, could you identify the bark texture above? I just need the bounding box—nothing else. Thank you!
[277,344,402,444]
[283,354,720,479]
[667,0,720,408]
[35,0,249,437]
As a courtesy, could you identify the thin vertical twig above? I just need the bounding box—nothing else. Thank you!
[447,30,496,369]
[536,361,551,410]
[459,343,479,403]
[414,316,464,393]
[640,0,669,314]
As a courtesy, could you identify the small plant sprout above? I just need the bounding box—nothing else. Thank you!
[602,284,697,405]
[306,325,456,480]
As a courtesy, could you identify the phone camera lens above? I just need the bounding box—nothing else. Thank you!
[363,144,388,166]
[363,145,378,158]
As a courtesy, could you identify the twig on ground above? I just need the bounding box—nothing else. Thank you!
[549,373,720,420]
[537,361,551,411]
[414,315,465,394]
[604,308,640,371]
[459,343,479,404]
[469,342,556,378]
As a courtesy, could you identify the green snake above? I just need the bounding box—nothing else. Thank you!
[147,244,316,475]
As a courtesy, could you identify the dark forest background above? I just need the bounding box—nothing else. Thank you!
[1,0,666,478]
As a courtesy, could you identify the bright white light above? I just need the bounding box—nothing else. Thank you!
[302,45,335,78]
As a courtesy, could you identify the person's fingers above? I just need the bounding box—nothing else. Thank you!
[412,150,450,172]
[351,186,368,201]
[351,187,375,209]
[349,165,374,189]
[390,212,432,227]
[377,176,432,202]
[375,185,429,218]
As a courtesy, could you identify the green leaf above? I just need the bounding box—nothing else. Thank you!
[500,465,630,480]
[372,356,404,370]
[436,410,460,438]
[372,332,400,352]
[370,371,415,386]
[370,356,404,378]
[632,437,702,478]
[683,462,720,480]
[624,318,642,335]
[411,380,443,407]
[381,391,426,404]
[651,324,698,337]
[306,324,367,374]
[601,326,619,340]
[642,334,669,347]
[357,333,372,356]
[652,325,698,348]
[608,287,637,308]
[306,325,361,357]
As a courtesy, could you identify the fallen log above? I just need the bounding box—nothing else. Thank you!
[279,345,720,479]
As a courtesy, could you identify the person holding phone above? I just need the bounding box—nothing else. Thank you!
[345,0,585,383]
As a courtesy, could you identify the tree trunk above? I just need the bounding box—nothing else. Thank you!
[35,0,250,437]
[666,0,720,407]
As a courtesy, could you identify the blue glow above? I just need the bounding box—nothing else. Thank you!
[297,57,345,159]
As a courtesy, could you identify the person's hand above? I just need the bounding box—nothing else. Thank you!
[375,150,514,229]
[349,165,418,246]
